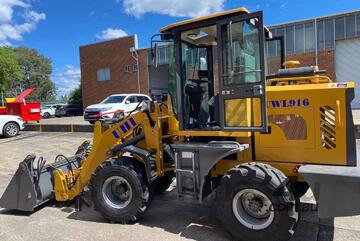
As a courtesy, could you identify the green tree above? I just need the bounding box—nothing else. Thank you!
[14,47,56,102]
[68,84,82,107]
[0,47,23,93]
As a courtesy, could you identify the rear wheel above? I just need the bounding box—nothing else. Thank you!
[216,163,298,241]
[3,122,19,138]
[90,157,152,223]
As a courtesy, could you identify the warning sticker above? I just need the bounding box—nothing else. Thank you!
[182,152,193,159]
[328,83,348,88]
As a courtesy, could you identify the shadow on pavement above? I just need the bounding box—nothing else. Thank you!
[65,189,335,241]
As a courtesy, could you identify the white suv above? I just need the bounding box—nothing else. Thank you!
[0,115,25,137]
[41,104,65,118]
[84,94,152,124]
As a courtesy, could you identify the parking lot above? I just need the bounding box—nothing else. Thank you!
[0,132,360,241]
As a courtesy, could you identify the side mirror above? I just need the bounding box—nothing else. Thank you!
[125,100,130,104]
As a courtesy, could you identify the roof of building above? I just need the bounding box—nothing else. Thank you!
[79,35,135,48]
[160,7,250,32]
[269,9,360,28]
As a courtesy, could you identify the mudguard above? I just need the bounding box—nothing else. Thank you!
[299,164,360,218]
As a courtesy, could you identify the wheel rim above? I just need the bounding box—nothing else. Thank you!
[6,124,18,136]
[232,189,274,230]
[102,176,133,209]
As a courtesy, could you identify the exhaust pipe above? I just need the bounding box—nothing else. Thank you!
[0,154,80,212]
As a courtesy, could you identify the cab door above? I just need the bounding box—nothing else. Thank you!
[217,12,267,132]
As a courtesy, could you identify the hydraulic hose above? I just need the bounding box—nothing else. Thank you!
[110,133,145,155]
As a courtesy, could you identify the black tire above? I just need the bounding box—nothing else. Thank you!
[216,162,299,241]
[42,112,50,119]
[152,172,175,194]
[3,122,19,138]
[89,157,152,223]
[89,121,95,125]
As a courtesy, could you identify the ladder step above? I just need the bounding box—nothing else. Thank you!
[176,169,193,174]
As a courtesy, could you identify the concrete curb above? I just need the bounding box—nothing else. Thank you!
[23,124,360,138]
[24,124,94,133]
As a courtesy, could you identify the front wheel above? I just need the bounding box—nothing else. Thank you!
[89,157,152,223]
[3,122,19,138]
[42,112,50,119]
[216,163,299,241]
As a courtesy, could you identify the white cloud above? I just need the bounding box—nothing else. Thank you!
[0,0,29,23]
[280,0,289,9]
[52,64,81,96]
[54,65,81,95]
[122,0,225,18]
[95,28,128,40]
[24,10,46,22]
[0,0,45,45]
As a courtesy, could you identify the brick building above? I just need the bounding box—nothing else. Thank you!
[268,10,360,107]
[79,35,149,108]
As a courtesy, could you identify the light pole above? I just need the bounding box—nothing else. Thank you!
[130,47,140,93]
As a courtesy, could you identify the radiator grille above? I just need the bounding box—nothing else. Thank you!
[320,106,336,149]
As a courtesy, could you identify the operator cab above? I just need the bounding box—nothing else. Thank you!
[152,8,282,132]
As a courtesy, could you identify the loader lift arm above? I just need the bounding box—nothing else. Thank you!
[54,110,157,201]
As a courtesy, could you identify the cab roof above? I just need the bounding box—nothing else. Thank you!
[160,7,250,33]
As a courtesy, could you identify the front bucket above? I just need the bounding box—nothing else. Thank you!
[0,155,42,212]
[0,154,80,212]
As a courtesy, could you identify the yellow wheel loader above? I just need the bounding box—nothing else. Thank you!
[1,7,359,241]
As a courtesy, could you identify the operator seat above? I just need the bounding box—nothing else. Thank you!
[184,70,208,128]
[185,83,204,125]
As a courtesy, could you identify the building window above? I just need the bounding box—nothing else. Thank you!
[317,20,325,51]
[335,17,345,40]
[133,64,138,72]
[345,15,356,38]
[266,39,277,57]
[324,19,334,49]
[124,65,130,73]
[304,22,315,51]
[97,68,110,81]
[157,47,168,64]
[285,25,295,54]
[295,24,304,53]
[357,14,360,36]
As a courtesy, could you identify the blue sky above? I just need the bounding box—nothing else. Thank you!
[1,0,359,96]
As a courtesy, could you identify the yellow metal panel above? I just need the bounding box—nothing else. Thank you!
[160,7,249,32]
[173,130,252,138]
[225,99,249,127]
[255,83,351,166]
[5,98,15,103]
[224,98,262,127]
